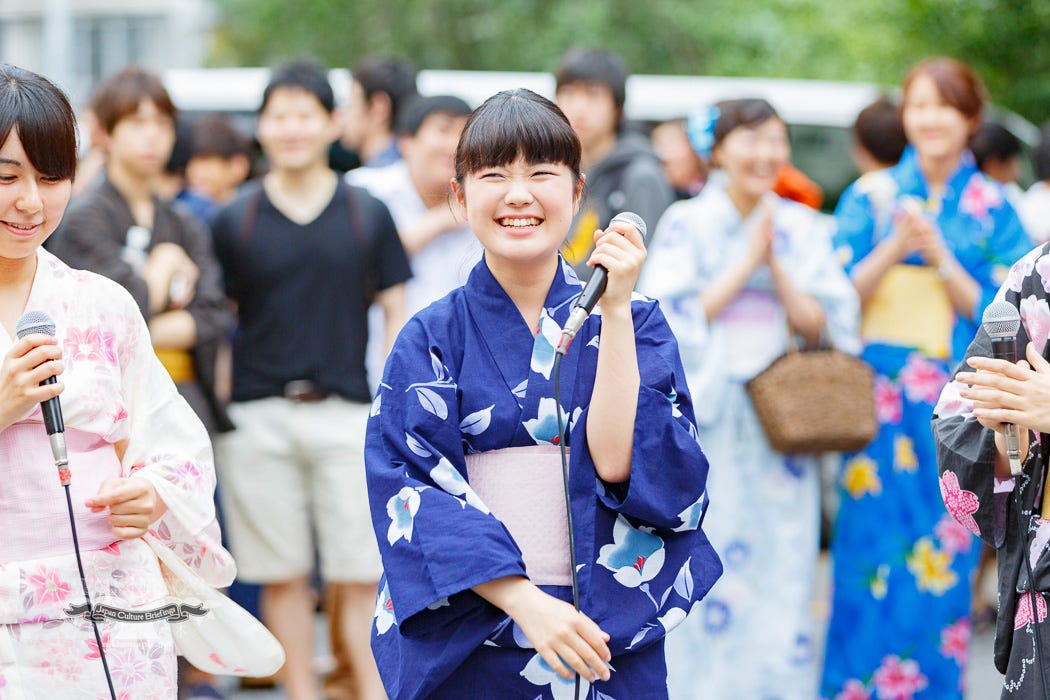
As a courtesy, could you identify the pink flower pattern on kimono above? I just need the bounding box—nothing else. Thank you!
[1036,254,1050,295]
[1021,294,1050,354]
[171,460,204,491]
[85,631,112,660]
[933,514,973,556]
[111,647,148,688]
[1014,591,1048,630]
[1005,248,1039,293]
[27,566,71,607]
[834,680,872,700]
[932,380,970,420]
[873,376,903,425]
[897,354,949,404]
[938,471,980,536]
[958,173,1003,220]
[63,326,118,366]
[871,655,928,699]
[938,618,970,665]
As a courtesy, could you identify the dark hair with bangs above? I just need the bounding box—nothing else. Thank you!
[0,64,77,180]
[902,57,986,128]
[454,89,581,185]
[90,65,175,134]
[711,98,782,150]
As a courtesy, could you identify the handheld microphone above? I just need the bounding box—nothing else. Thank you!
[981,300,1023,476]
[15,310,69,481]
[556,212,647,355]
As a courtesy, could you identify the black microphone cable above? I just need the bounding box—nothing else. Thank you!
[552,351,584,700]
[16,311,116,700]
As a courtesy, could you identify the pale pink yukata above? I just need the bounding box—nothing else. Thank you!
[0,249,235,699]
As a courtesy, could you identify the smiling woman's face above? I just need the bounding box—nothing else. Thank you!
[902,73,974,164]
[0,128,72,265]
[453,155,582,274]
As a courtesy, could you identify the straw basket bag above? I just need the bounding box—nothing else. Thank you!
[745,343,876,454]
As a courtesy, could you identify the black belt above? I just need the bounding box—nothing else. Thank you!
[282,380,331,403]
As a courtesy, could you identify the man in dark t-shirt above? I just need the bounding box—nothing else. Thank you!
[210,60,409,700]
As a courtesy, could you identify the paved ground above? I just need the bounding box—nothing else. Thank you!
[212,555,1005,700]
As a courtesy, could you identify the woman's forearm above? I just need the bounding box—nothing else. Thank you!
[586,304,639,484]
[698,254,761,323]
[936,256,981,320]
[769,259,825,346]
[849,237,903,304]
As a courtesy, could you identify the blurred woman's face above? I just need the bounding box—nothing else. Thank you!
[902,73,974,164]
[0,129,72,264]
[713,117,789,203]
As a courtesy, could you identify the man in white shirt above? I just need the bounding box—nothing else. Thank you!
[349,95,478,389]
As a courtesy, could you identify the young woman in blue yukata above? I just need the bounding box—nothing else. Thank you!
[821,57,1033,700]
[363,88,722,700]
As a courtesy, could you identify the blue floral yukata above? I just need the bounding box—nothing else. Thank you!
[822,147,1032,700]
[364,256,722,700]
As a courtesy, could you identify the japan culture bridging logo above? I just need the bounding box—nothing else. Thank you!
[64,596,209,624]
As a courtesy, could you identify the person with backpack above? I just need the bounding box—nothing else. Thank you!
[210,59,410,700]
[555,48,674,278]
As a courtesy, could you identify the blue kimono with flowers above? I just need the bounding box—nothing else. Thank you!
[822,147,1032,700]
[365,255,722,700]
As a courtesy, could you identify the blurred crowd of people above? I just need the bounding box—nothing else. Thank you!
[38,45,1050,700]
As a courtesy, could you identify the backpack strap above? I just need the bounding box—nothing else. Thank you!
[343,183,378,304]
[237,181,266,248]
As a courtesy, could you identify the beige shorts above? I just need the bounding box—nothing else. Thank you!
[215,396,381,584]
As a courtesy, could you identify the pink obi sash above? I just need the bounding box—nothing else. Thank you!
[464,445,572,586]
[0,424,121,564]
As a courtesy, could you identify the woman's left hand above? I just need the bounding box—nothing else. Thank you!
[957,342,1050,435]
[86,477,168,540]
[586,219,647,311]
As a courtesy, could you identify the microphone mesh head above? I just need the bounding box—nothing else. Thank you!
[15,310,56,339]
[981,300,1020,339]
[609,212,647,239]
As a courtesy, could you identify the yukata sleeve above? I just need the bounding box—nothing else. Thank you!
[366,318,525,636]
[793,210,861,354]
[970,201,1036,318]
[581,300,712,533]
[638,201,726,422]
[932,252,1043,549]
[932,329,1015,549]
[112,285,235,586]
[832,179,878,276]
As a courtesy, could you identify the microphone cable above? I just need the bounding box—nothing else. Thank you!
[63,473,117,700]
[553,351,583,700]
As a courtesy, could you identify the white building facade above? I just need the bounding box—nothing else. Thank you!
[0,0,214,105]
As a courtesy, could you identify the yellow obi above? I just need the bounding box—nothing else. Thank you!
[860,264,952,358]
[154,346,196,384]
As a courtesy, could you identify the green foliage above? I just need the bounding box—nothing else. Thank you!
[210,0,1050,122]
